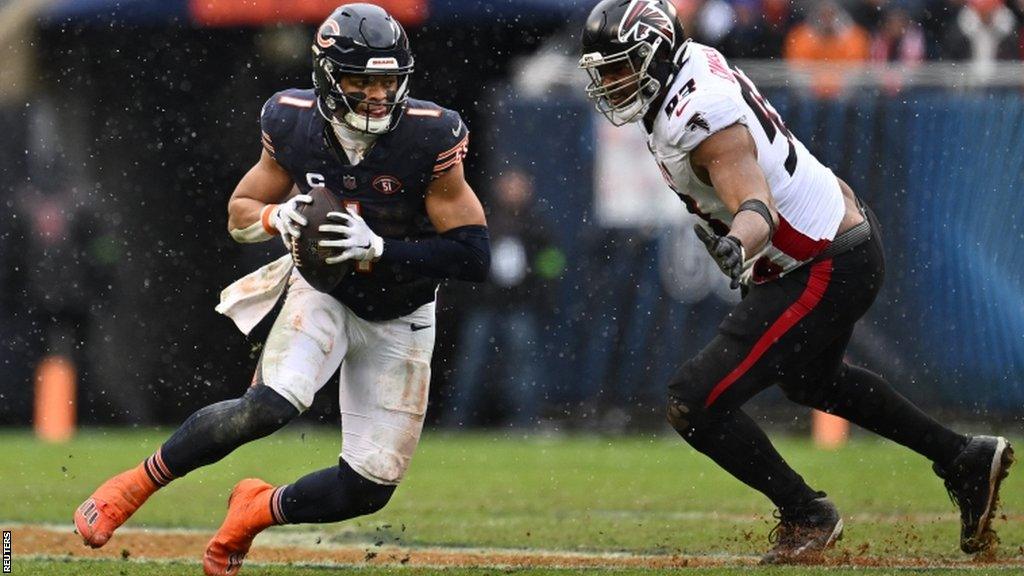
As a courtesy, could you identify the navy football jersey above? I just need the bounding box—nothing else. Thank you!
[260,88,469,321]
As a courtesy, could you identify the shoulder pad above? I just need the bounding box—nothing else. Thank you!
[662,89,746,153]
[403,101,469,179]
[260,89,316,160]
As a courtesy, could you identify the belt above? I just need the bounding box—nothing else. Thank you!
[815,201,872,261]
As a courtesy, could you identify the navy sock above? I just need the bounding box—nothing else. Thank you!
[279,460,395,524]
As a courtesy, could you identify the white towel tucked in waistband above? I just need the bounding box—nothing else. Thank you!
[215,254,293,335]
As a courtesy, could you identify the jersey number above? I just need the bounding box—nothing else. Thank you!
[733,68,797,177]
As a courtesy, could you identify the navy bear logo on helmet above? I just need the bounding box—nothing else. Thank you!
[311,3,415,135]
[317,19,340,49]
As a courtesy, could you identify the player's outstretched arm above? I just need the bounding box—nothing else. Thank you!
[688,124,780,288]
[690,123,778,253]
[227,149,307,244]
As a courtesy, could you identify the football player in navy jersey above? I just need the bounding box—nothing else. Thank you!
[73,5,489,575]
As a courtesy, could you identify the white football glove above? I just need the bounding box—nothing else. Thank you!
[269,194,312,249]
[318,206,384,264]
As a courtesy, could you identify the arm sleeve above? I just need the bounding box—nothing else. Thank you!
[671,91,747,153]
[380,225,490,282]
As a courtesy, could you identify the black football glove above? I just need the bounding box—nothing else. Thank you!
[694,225,745,289]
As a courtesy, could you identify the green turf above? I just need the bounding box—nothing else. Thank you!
[2,428,1021,575]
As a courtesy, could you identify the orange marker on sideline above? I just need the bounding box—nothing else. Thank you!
[812,409,848,449]
[34,355,77,442]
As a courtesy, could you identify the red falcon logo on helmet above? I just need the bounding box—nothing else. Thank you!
[618,0,675,45]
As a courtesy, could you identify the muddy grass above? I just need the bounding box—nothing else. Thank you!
[8,524,1024,571]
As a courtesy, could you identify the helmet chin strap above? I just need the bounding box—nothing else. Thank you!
[341,110,392,134]
[608,77,660,125]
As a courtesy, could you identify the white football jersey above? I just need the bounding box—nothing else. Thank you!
[646,42,844,283]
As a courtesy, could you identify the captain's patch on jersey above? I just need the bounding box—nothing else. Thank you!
[685,112,710,133]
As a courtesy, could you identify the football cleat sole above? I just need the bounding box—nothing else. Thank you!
[963,438,1014,554]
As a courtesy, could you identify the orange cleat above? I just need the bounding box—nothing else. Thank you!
[203,478,284,576]
[73,458,164,548]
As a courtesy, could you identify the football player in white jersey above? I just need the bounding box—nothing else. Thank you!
[579,0,1013,563]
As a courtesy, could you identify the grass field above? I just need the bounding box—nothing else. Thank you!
[2,428,1021,575]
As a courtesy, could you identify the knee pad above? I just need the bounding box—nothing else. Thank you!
[666,398,694,433]
[667,397,724,437]
[239,385,300,434]
[342,441,412,486]
[667,398,710,435]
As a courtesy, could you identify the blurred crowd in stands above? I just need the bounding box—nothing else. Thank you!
[679,0,1024,64]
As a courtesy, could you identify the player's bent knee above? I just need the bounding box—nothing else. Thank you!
[337,457,397,517]
[346,447,411,486]
[235,385,300,438]
[667,398,699,434]
[666,394,724,437]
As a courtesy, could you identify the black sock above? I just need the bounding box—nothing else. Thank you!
[279,460,395,524]
[160,385,298,477]
[785,364,968,467]
[675,407,821,509]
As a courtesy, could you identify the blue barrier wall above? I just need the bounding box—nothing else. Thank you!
[488,86,1024,414]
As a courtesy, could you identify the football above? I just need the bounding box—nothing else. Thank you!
[291,187,352,292]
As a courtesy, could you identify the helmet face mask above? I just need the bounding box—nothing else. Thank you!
[314,61,409,134]
[580,40,662,126]
[578,0,685,126]
[311,3,414,135]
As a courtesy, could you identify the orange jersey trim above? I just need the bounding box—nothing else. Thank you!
[405,107,443,118]
[434,133,469,165]
[261,132,276,155]
[433,134,469,174]
[278,95,314,108]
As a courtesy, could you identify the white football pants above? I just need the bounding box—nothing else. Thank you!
[258,269,435,485]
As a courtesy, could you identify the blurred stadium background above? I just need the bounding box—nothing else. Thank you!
[2,0,1023,573]
[1,0,1021,432]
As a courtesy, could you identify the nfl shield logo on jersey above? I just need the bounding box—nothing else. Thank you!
[343,175,357,190]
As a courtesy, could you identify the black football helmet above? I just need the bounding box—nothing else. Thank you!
[311,3,414,134]
[579,0,687,125]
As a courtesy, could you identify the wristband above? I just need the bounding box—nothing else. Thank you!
[736,199,776,239]
[260,204,279,236]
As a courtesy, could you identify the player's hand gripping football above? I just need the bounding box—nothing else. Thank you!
[319,206,384,264]
[694,225,745,289]
[270,194,313,250]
